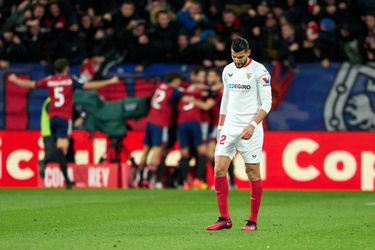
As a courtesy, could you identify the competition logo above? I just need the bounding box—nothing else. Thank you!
[324,63,375,131]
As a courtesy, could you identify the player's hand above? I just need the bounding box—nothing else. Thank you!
[240,124,255,140]
[182,95,194,102]
[108,76,119,84]
[8,73,17,82]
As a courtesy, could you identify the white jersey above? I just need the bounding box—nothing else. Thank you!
[220,59,272,127]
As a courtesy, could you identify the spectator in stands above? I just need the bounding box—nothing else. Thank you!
[177,0,209,31]
[203,36,230,67]
[0,27,27,61]
[78,13,97,57]
[337,22,364,64]
[279,22,301,71]
[216,8,242,45]
[22,19,45,62]
[173,31,197,63]
[147,0,174,25]
[364,13,375,62]
[122,19,152,72]
[149,9,178,61]
[258,11,280,63]
[315,17,339,68]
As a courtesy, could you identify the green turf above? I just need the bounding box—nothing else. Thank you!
[0,189,374,250]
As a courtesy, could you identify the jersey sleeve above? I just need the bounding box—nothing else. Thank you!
[36,77,48,88]
[168,88,183,104]
[220,66,229,115]
[72,76,84,90]
[255,64,272,113]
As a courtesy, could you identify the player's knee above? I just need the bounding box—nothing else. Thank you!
[245,167,260,181]
[180,148,189,158]
[214,160,227,176]
[56,139,69,154]
[214,167,226,176]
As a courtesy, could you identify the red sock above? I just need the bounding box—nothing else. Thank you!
[215,176,229,219]
[249,180,263,223]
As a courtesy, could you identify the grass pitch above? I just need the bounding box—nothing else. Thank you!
[0,189,374,250]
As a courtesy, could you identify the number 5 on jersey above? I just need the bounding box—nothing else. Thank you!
[54,86,65,107]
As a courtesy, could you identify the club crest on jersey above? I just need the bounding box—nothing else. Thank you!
[262,75,271,86]
[246,73,252,79]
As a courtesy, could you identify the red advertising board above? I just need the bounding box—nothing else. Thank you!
[0,131,374,191]
[38,164,121,189]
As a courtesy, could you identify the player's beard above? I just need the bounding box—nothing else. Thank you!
[235,61,246,68]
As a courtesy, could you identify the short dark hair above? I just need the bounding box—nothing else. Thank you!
[54,58,69,73]
[191,65,206,75]
[231,37,249,52]
[166,72,185,83]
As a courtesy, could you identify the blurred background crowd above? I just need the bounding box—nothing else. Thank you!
[0,0,375,72]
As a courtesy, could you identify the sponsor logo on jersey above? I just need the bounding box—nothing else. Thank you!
[228,83,251,90]
[228,73,233,77]
[262,75,271,86]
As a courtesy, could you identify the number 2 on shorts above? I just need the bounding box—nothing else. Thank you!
[219,135,226,145]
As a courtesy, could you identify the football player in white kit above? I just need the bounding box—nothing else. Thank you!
[206,37,272,231]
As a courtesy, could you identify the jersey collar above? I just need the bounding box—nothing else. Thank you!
[244,58,252,68]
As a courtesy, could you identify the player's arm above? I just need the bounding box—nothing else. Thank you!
[182,95,216,111]
[219,67,229,127]
[217,68,229,140]
[252,72,272,125]
[192,98,216,111]
[8,73,36,88]
[82,76,119,90]
[240,66,272,139]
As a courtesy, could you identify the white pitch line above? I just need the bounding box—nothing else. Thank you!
[366,202,375,206]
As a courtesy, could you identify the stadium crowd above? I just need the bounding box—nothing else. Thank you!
[0,0,375,71]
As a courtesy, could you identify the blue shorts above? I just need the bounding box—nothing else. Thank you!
[50,117,71,140]
[143,122,168,147]
[178,121,202,148]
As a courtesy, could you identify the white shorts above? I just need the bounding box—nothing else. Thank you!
[215,124,263,163]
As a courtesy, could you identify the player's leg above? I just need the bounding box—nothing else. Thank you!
[39,136,56,178]
[237,126,264,231]
[136,144,150,188]
[146,126,168,188]
[155,149,167,189]
[177,123,190,189]
[194,122,208,189]
[205,155,232,230]
[206,127,236,230]
[52,118,74,189]
[136,123,153,188]
[242,162,262,231]
[143,145,162,188]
